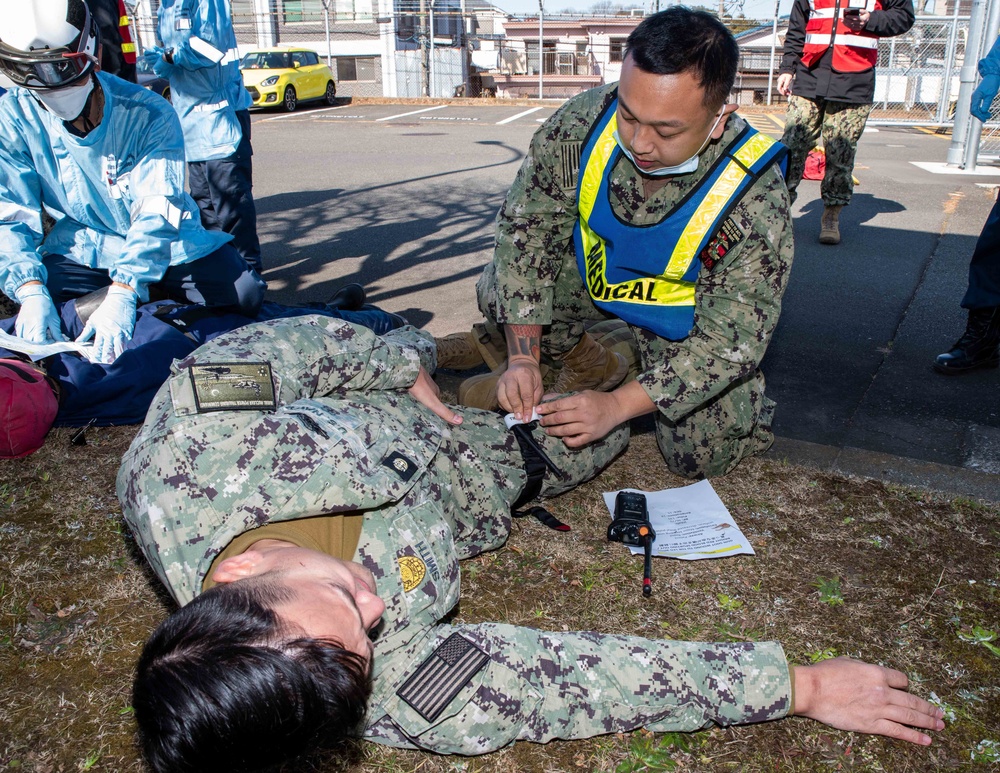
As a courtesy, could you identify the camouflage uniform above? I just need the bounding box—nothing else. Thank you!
[778,0,915,206]
[118,316,792,753]
[781,96,872,206]
[480,84,793,478]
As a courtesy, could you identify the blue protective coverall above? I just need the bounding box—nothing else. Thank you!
[153,0,262,269]
[0,71,233,304]
[154,0,250,162]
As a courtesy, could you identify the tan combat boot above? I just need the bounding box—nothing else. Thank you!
[434,323,506,371]
[550,332,629,395]
[819,205,843,245]
[458,360,506,410]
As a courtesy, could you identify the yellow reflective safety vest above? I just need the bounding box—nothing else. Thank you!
[574,98,787,340]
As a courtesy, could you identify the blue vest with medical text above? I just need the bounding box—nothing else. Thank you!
[574,99,787,341]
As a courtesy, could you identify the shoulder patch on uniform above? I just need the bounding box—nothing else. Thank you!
[397,633,489,722]
[189,362,276,412]
[559,141,582,190]
[381,451,417,482]
[700,217,745,271]
[397,555,426,592]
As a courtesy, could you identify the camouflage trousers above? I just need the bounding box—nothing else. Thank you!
[427,403,631,559]
[781,95,873,207]
[477,262,776,480]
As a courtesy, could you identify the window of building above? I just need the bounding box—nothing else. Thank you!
[284,0,374,22]
[526,40,557,75]
[336,56,378,81]
[283,0,323,23]
[609,38,625,62]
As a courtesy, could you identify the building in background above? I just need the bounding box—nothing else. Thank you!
[125,0,975,112]
[492,15,638,98]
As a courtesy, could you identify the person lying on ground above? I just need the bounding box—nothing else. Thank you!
[117,316,945,773]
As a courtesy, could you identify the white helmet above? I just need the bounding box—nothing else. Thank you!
[0,0,99,90]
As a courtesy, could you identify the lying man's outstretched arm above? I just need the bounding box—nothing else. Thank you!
[365,624,943,754]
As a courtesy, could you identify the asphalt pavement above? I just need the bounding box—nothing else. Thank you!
[248,101,1000,501]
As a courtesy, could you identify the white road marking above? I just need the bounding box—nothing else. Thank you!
[375,105,448,122]
[496,106,543,125]
[261,103,354,122]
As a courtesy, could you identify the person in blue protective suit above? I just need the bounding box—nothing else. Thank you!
[0,0,266,365]
[933,35,1000,374]
[143,0,262,271]
[0,283,405,458]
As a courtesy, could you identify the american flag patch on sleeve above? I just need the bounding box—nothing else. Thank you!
[396,633,489,722]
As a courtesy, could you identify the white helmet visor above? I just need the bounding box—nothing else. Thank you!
[0,2,97,90]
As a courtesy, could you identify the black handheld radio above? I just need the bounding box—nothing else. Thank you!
[607,491,656,596]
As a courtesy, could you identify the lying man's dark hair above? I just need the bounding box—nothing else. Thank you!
[133,578,371,773]
[626,6,739,109]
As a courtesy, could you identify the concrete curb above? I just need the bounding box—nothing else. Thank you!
[766,436,1000,504]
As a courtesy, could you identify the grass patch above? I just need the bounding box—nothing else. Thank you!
[0,422,998,771]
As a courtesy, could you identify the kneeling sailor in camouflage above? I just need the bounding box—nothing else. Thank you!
[437,8,793,480]
[118,317,943,772]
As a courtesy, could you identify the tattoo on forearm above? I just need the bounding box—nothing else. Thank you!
[508,325,541,360]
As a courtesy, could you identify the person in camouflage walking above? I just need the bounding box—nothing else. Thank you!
[436,7,792,480]
[118,316,944,772]
[777,0,914,244]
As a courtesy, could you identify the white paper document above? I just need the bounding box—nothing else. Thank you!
[0,329,97,362]
[603,479,754,560]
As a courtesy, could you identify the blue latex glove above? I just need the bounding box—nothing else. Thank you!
[971,74,1000,123]
[14,283,66,344]
[141,45,164,68]
[142,45,174,77]
[75,285,137,364]
[152,55,174,78]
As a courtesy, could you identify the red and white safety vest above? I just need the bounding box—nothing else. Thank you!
[801,0,880,72]
[117,0,137,64]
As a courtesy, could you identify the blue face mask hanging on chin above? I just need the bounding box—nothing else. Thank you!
[614,108,726,177]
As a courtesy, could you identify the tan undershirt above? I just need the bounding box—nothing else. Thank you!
[641,175,671,200]
[202,514,365,592]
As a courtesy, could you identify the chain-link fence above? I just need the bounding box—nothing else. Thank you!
[169,6,973,122]
[127,2,992,139]
[871,16,967,125]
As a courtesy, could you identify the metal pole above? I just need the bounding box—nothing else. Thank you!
[947,0,990,167]
[937,2,962,124]
[766,0,779,105]
[461,0,469,97]
[322,0,332,67]
[420,0,430,96]
[538,0,544,99]
[429,0,435,97]
[884,36,894,110]
[964,0,1000,171]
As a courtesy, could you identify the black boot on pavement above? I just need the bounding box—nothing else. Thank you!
[933,307,1000,375]
[327,283,366,311]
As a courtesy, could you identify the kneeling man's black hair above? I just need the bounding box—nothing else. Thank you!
[133,578,371,773]
[626,6,739,109]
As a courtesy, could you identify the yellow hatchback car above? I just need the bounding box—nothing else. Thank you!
[240,47,337,112]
